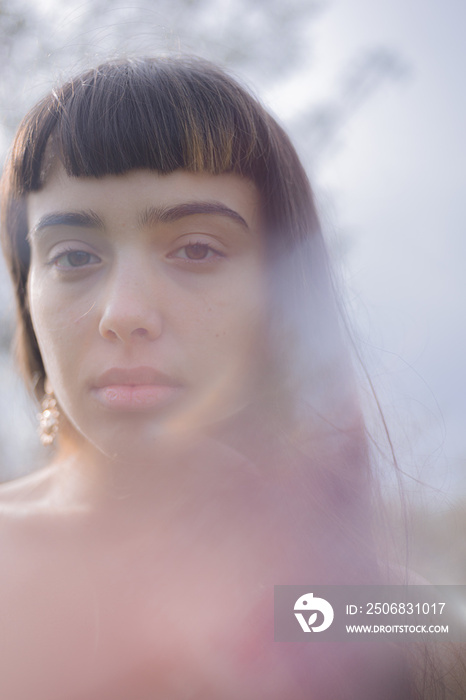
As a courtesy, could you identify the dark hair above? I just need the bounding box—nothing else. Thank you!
[1,56,338,411]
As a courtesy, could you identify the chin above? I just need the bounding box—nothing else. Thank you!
[59,388,259,464]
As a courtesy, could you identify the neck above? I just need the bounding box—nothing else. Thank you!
[48,422,263,520]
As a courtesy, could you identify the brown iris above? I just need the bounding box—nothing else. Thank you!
[66,251,93,267]
[185,243,210,260]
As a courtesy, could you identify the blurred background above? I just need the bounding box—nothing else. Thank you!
[0,0,465,581]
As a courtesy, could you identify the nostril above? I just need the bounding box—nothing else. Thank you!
[132,328,149,338]
[101,327,118,341]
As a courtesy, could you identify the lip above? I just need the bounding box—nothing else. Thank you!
[91,366,183,411]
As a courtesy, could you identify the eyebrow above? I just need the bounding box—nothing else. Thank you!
[28,202,251,239]
[139,202,250,231]
[28,210,103,239]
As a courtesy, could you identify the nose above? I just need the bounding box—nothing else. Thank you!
[98,262,163,343]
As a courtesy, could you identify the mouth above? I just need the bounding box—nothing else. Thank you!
[91,367,184,411]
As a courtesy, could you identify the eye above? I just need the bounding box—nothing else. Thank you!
[170,241,225,263]
[50,249,101,270]
[182,243,213,260]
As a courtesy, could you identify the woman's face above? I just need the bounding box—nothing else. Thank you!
[27,164,267,459]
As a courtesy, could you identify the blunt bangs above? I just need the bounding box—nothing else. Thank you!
[11,57,272,194]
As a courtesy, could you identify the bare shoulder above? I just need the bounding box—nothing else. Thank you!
[0,467,59,558]
[0,466,57,512]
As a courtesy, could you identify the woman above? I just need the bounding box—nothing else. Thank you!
[0,56,444,698]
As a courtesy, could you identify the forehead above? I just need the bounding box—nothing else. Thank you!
[27,163,263,236]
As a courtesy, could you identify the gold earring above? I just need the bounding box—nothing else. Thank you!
[38,385,60,446]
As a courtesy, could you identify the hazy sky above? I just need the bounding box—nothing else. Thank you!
[269,0,466,497]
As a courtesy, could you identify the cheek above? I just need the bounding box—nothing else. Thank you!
[186,274,268,373]
[28,273,93,380]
